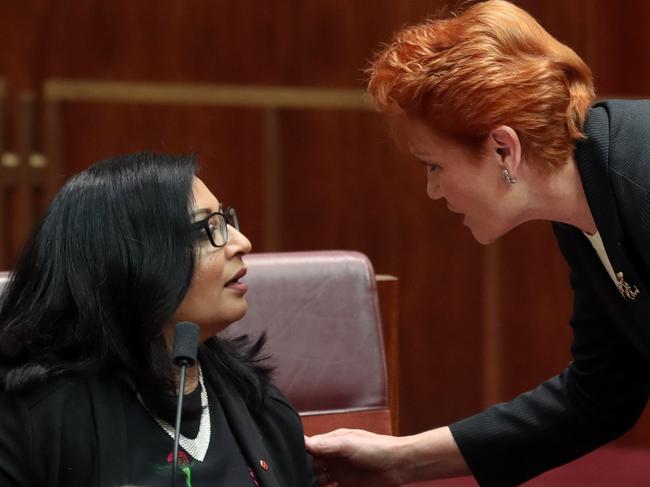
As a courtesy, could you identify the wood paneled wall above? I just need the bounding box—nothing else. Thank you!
[1,0,650,445]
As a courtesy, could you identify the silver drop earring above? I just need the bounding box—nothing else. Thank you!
[501,168,517,184]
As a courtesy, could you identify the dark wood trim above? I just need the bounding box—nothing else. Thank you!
[377,275,399,435]
[301,408,392,436]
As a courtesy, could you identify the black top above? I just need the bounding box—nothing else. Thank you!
[126,377,254,486]
[450,100,650,486]
[0,365,319,487]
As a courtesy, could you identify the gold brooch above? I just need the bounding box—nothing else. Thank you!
[616,272,640,300]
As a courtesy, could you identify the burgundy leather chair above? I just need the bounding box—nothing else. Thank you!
[223,250,396,436]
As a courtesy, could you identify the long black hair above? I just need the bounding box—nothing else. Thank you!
[0,152,270,414]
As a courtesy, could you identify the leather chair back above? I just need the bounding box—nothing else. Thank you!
[223,250,392,435]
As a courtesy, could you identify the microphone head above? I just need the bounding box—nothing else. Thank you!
[172,322,200,366]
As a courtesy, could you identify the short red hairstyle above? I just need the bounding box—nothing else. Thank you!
[368,0,595,169]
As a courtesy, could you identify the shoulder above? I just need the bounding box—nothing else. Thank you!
[594,99,650,127]
[0,375,87,415]
[250,382,305,441]
[590,100,650,183]
[1,375,97,448]
[0,375,98,485]
[598,102,650,229]
[265,382,302,420]
[3,375,92,412]
[579,100,650,209]
[0,373,120,452]
[585,99,650,148]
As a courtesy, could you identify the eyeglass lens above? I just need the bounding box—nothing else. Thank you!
[225,207,239,231]
[208,213,227,246]
[208,208,239,246]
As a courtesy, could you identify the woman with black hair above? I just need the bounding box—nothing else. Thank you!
[0,152,318,487]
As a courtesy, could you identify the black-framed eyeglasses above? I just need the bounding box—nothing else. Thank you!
[193,207,240,248]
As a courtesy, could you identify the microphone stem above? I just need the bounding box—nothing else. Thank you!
[172,362,187,487]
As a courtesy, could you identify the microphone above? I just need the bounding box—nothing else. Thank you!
[171,321,199,487]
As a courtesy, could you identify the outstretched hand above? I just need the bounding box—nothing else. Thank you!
[305,429,406,487]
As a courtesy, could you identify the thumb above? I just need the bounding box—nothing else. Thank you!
[305,433,349,457]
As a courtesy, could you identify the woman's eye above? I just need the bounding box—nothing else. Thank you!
[419,160,439,173]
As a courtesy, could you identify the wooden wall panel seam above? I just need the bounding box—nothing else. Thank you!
[263,108,282,251]
[482,241,502,408]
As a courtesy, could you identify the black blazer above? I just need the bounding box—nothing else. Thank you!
[450,100,650,486]
[0,368,318,487]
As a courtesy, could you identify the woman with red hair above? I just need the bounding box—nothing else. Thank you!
[307,1,650,485]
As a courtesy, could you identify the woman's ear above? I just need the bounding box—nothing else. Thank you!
[489,126,522,176]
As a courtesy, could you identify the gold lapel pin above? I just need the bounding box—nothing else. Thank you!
[616,272,640,300]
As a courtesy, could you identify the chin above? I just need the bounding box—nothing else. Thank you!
[475,236,495,245]
[469,227,498,245]
[200,305,248,337]
[224,299,249,324]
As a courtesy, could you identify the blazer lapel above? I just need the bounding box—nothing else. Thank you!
[575,104,650,356]
[208,371,281,487]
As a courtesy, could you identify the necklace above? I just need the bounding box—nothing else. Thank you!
[137,365,211,462]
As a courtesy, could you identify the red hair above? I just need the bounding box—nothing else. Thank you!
[368,0,595,168]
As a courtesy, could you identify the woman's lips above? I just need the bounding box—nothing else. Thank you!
[225,267,248,294]
[225,281,248,294]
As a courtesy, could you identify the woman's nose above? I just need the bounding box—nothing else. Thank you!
[427,178,443,200]
[226,226,252,256]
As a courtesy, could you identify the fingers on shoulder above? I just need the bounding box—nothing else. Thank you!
[305,429,362,455]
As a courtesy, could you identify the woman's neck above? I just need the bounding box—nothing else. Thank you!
[520,155,597,233]
[176,363,200,395]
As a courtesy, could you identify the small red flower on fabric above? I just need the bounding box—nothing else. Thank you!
[167,450,190,466]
